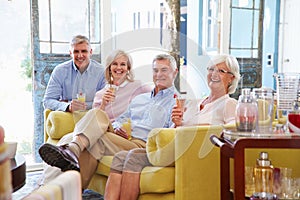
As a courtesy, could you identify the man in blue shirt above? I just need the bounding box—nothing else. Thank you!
[43,35,106,112]
[39,54,178,189]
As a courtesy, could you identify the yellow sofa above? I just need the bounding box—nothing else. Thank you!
[44,109,297,200]
[44,109,227,199]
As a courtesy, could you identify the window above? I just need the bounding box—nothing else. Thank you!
[200,0,219,54]
[230,0,261,58]
[38,0,101,54]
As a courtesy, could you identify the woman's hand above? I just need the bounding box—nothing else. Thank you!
[99,88,116,110]
[114,127,130,139]
[171,104,183,127]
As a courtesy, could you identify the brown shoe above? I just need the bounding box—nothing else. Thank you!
[39,143,80,172]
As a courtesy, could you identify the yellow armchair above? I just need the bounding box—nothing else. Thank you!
[44,109,298,199]
[44,109,226,199]
[44,109,86,144]
[145,125,225,200]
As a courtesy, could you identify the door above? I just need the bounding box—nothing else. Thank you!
[278,0,300,73]
[229,0,264,99]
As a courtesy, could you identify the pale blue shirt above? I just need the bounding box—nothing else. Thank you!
[43,60,106,111]
[112,86,177,142]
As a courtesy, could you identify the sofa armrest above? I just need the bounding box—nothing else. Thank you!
[44,110,75,142]
[146,125,224,200]
[147,128,176,167]
[174,125,223,200]
[44,109,52,143]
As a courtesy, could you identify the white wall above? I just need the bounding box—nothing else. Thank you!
[102,0,215,98]
[101,0,166,86]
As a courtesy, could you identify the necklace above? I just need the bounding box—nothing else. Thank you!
[200,97,209,110]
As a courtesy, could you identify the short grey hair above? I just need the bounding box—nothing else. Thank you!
[70,35,91,49]
[152,54,177,71]
[207,54,241,94]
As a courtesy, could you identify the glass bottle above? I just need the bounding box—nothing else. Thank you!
[235,88,258,132]
[254,152,274,197]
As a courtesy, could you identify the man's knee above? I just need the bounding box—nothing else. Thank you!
[110,150,129,172]
[124,150,150,172]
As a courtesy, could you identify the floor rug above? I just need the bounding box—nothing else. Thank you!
[12,170,104,200]
[12,170,43,200]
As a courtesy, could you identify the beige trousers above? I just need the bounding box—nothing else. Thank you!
[73,108,146,188]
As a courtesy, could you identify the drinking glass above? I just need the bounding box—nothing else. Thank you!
[245,166,255,197]
[77,92,86,103]
[288,112,300,133]
[176,94,186,113]
[109,85,118,102]
[253,88,274,134]
[122,119,131,140]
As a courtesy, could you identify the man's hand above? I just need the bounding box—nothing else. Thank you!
[68,99,87,112]
[114,127,130,139]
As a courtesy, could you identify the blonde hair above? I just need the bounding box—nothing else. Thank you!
[105,49,134,84]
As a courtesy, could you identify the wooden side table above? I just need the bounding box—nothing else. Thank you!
[210,134,300,200]
[10,154,26,192]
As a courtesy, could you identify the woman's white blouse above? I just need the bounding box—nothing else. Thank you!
[182,94,237,126]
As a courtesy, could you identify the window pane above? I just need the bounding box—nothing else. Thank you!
[39,0,50,41]
[51,0,89,41]
[232,0,253,8]
[52,43,70,54]
[207,0,218,50]
[91,44,100,54]
[230,49,258,58]
[253,10,259,48]
[255,0,260,9]
[40,42,50,53]
[207,19,218,49]
[230,49,252,57]
[38,0,101,54]
[89,0,101,43]
[231,8,252,48]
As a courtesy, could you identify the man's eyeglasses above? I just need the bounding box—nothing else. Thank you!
[207,67,234,76]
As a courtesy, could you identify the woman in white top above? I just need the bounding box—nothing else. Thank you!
[173,54,240,127]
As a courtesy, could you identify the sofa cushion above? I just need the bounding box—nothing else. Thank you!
[140,166,175,194]
[96,156,113,176]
